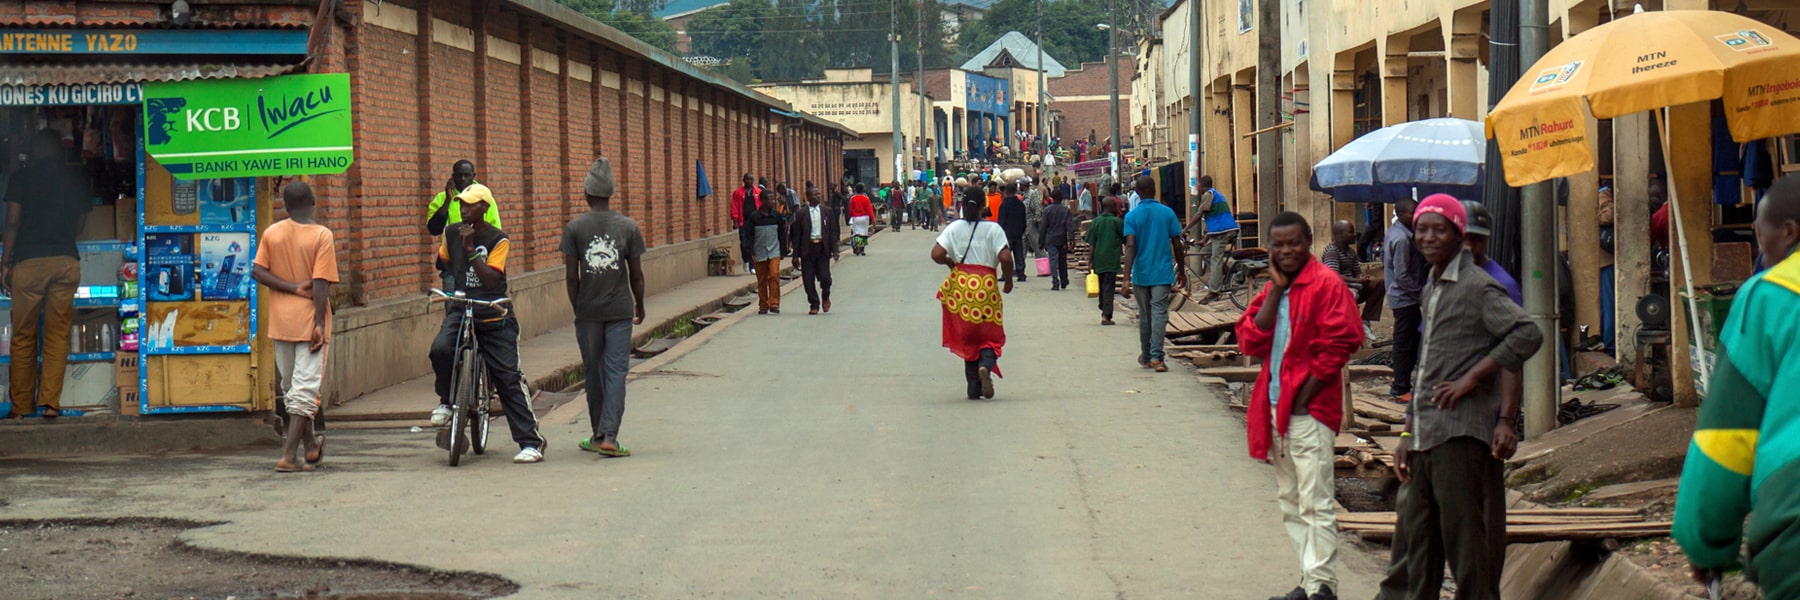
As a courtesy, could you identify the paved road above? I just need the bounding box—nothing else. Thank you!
[0,229,1382,599]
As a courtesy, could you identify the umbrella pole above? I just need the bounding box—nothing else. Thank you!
[1651,107,1713,393]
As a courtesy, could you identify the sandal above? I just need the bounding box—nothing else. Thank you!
[38,406,60,419]
[274,461,316,473]
[304,435,326,465]
[579,437,631,457]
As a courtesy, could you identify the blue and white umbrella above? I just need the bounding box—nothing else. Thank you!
[1310,118,1486,203]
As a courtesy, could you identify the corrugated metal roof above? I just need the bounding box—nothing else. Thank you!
[0,61,305,86]
[1,14,309,29]
[960,32,1068,77]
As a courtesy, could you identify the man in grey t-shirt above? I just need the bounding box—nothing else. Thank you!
[561,157,646,458]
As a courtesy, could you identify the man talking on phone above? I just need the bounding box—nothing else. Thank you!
[426,160,503,235]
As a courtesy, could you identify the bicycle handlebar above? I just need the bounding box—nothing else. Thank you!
[428,288,514,310]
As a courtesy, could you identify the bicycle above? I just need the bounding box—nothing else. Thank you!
[428,288,511,467]
[1169,234,1270,312]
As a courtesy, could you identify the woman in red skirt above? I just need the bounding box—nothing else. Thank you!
[930,187,1016,399]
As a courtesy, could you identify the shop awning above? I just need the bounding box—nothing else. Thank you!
[0,59,304,87]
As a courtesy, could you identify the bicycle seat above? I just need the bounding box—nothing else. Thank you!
[1232,248,1269,260]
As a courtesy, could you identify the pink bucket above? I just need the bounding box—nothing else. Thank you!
[1035,256,1051,276]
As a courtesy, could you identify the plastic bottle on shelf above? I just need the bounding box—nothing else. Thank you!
[0,324,10,357]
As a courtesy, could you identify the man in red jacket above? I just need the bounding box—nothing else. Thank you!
[1235,211,1364,600]
[731,173,762,272]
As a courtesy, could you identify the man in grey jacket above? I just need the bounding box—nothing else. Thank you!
[1041,189,1076,290]
[1024,178,1044,257]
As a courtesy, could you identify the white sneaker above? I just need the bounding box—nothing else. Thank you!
[513,446,544,464]
[429,405,453,426]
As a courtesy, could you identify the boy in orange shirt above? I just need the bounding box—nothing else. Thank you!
[252,181,339,473]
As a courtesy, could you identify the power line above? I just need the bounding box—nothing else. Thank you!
[657,27,891,34]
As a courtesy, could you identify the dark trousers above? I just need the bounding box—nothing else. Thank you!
[575,319,631,440]
[1378,437,1506,600]
[430,312,545,450]
[1098,271,1118,319]
[800,245,833,309]
[1349,281,1387,323]
[1009,235,1027,280]
[1048,244,1070,288]
[962,348,998,398]
[737,226,755,267]
[1390,305,1423,396]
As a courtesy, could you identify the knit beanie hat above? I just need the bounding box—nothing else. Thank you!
[1415,193,1467,234]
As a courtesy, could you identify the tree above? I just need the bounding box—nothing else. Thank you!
[557,0,680,53]
[686,0,773,63]
[755,0,825,81]
[820,0,886,71]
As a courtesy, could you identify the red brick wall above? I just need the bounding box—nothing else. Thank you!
[280,0,857,304]
[350,24,425,302]
[526,31,564,271]
[567,41,595,246]
[1048,60,1138,147]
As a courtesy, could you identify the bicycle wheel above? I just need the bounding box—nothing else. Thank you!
[470,362,490,455]
[447,347,476,466]
[1168,276,1192,312]
[1230,271,1271,310]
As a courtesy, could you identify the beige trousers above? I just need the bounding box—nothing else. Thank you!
[1271,413,1340,594]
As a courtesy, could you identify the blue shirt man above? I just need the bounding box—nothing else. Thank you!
[1122,177,1186,371]
[1124,194,1184,286]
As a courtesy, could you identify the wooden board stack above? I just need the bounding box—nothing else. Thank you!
[1337,508,1670,544]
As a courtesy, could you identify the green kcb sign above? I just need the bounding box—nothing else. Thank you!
[144,73,353,180]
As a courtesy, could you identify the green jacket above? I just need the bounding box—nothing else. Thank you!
[1674,251,1800,596]
[426,186,503,236]
[1084,213,1126,274]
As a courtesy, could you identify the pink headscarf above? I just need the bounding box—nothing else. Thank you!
[1414,194,1467,234]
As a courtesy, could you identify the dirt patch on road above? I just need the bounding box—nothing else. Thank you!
[0,518,517,600]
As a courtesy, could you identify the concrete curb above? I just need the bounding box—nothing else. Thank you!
[0,415,277,459]
[523,279,758,396]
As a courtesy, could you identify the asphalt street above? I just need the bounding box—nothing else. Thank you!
[0,228,1383,599]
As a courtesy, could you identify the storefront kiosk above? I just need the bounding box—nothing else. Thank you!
[1,28,349,416]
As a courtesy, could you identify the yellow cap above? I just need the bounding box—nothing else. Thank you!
[455,183,494,205]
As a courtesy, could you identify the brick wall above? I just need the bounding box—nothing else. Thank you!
[323,0,853,307]
[1049,60,1138,146]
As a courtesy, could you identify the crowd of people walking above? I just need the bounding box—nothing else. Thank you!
[259,139,1800,600]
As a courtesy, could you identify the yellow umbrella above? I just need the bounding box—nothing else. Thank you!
[1486,10,1800,187]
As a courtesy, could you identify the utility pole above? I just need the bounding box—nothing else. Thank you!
[1107,0,1120,181]
[891,2,904,187]
[1036,0,1047,168]
[1186,0,1202,207]
[919,0,929,179]
[1255,0,1279,224]
[1520,0,1558,437]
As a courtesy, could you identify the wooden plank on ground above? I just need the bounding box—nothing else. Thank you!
[1353,398,1409,424]
[1165,308,1240,336]
[1580,478,1680,506]
[1338,509,1667,544]
[1198,364,1393,383]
